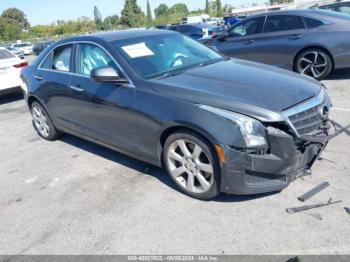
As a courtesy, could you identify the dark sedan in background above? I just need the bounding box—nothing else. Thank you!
[21,30,337,199]
[208,9,350,80]
[317,1,350,15]
[33,40,55,56]
[168,23,225,40]
[223,15,247,27]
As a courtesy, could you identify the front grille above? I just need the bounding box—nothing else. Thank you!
[288,105,323,136]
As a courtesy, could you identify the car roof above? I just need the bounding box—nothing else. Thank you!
[60,29,175,44]
[320,0,350,7]
[91,29,173,42]
[174,23,220,29]
[248,8,350,19]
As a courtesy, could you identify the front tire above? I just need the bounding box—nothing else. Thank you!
[295,48,333,80]
[31,102,60,141]
[164,130,221,200]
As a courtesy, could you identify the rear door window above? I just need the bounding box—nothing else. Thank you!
[263,15,305,33]
[39,45,72,72]
[52,46,72,72]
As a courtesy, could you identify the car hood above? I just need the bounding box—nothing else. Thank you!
[150,59,322,122]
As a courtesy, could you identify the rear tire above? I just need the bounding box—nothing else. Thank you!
[31,102,60,141]
[164,130,221,200]
[295,48,333,80]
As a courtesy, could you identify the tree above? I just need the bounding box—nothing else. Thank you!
[0,8,29,41]
[222,4,233,15]
[121,0,145,27]
[206,0,210,15]
[103,15,119,29]
[78,16,97,32]
[154,4,168,18]
[168,3,189,17]
[216,0,222,17]
[94,6,102,29]
[30,24,56,38]
[190,9,206,15]
[146,0,153,26]
[1,8,29,29]
[0,20,22,41]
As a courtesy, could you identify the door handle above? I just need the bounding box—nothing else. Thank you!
[244,39,255,45]
[290,34,303,40]
[34,75,43,81]
[70,85,84,92]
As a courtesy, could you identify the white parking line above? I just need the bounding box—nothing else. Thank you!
[333,107,350,112]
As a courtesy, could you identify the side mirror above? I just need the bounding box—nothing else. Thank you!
[90,66,128,84]
[217,32,229,41]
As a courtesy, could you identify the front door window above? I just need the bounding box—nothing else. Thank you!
[75,44,116,76]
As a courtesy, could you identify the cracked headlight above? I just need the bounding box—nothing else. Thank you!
[199,105,268,148]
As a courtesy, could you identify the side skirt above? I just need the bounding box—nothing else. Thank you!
[57,125,163,168]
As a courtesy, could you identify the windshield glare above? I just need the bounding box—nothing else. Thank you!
[113,33,223,79]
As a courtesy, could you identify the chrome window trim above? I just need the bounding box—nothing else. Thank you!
[282,88,326,137]
[37,40,135,88]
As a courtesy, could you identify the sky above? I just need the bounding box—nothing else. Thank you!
[0,0,266,25]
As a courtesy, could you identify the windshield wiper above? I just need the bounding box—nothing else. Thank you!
[155,72,177,80]
[198,59,222,68]
[153,70,186,80]
[152,59,223,80]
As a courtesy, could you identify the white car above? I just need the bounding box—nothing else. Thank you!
[204,18,219,25]
[13,43,33,55]
[0,47,28,95]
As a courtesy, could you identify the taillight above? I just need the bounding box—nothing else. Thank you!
[14,62,28,68]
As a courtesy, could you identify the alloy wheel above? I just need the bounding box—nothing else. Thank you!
[32,105,50,138]
[297,51,328,78]
[167,139,214,194]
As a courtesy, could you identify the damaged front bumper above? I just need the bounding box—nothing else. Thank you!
[220,118,349,195]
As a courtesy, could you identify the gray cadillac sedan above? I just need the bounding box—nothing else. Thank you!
[209,9,350,80]
[21,30,341,200]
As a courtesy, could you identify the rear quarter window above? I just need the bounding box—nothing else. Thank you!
[304,17,325,28]
[40,52,54,69]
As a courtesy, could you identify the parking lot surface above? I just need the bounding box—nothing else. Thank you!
[0,63,349,254]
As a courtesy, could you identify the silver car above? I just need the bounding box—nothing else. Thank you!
[211,9,350,80]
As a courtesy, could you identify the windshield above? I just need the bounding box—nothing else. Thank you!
[14,43,29,47]
[112,33,223,79]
